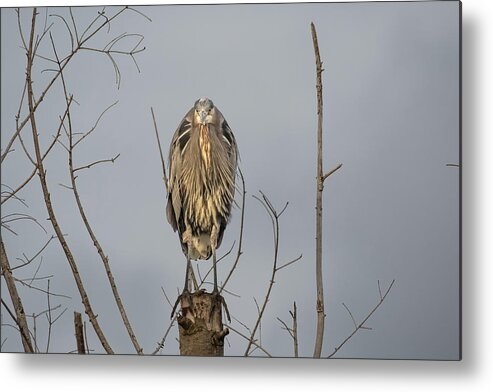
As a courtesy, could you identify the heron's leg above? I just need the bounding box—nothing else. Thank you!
[212,248,219,294]
[209,250,231,323]
[210,226,219,294]
[209,226,230,322]
[171,239,194,319]
[183,252,191,293]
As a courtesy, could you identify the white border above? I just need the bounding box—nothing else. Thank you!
[2,0,492,391]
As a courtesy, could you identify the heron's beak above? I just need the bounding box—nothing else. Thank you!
[199,110,207,125]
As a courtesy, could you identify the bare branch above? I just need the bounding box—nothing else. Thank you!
[1,185,28,207]
[50,13,75,50]
[276,254,303,272]
[231,315,252,334]
[0,240,34,352]
[72,153,121,173]
[33,12,53,59]
[69,8,79,44]
[228,325,272,357]
[79,7,108,41]
[2,213,47,235]
[277,317,293,337]
[151,315,176,355]
[1,76,27,163]
[161,286,173,309]
[327,280,395,358]
[322,163,343,182]
[14,277,71,299]
[12,235,55,271]
[16,131,36,166]
[73,101,118,147]
[342,302,357,330]
[277,301,299,357]
[151,107,169,192]
[45,280,53,352]
[126,6,152,22]
[15,8,28,51]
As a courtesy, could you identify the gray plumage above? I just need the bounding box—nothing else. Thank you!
[166,98,238,262]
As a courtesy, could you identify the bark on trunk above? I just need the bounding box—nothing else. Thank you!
[74,311,86,354]
[178,291,228,356]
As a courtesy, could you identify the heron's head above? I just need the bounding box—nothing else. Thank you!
[194,97,215,125]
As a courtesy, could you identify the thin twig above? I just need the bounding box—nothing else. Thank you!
[231,314,252,334]
[327,280,395,358]
[342,302,357,330]
[2,213,47,234]
[228,325,272,357]
[73,101,118,147]
[276,254,303,272]
[45,280,53,352]
[72,153,120,172]
[161,286,173,309]
[322,163,343,182]
[151,107,169,192]
[13,277,71,299]
[12,235,55,271]
[151,315,176,355]
[277,301,299,357]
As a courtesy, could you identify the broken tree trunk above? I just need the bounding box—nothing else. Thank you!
[74,311,85,354]
[177,291,229,356]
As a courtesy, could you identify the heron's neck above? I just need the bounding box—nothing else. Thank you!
[199,124,212,170]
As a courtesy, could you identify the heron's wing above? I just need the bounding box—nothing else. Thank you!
[219,117,238,165]
[166,108,193,232]
[215,113,239,249]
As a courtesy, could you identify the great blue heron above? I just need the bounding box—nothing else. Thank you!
[167,97,238,316]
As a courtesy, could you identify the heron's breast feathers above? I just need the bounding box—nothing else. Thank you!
[199,124,212,171]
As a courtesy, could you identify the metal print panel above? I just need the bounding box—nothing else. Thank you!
[0,0,461,359]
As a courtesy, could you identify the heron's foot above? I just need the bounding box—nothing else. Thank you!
[170,289,194,319]
[209,289,231,323]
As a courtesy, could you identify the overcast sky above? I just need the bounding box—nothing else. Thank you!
[1,1,460,359]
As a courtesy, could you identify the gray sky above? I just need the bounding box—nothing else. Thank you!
[1,1,460,359]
